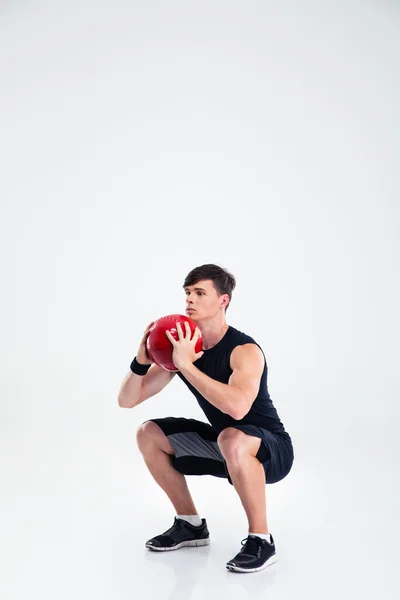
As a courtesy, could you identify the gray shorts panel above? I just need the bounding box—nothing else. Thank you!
[168,432,223,462]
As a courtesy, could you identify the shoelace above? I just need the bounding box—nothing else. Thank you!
[239,536,264,558]
[162,518,184,537]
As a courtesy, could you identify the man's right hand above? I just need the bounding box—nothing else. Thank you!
[136,322,155,365]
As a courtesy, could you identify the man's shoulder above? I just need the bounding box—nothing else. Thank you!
[227,326,265,363]
[228,325,258,346]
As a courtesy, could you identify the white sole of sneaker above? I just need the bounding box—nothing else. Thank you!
[146,538,210,551]
[226,553,277,573]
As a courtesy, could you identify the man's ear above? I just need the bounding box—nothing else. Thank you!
[220,294,229,308]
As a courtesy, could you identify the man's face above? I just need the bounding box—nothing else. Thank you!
[184,280,228,321]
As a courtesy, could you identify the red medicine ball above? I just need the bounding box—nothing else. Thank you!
[146,314,203,372]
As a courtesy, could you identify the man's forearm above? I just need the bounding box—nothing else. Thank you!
[118,371,145,408]
[178,363,246,420]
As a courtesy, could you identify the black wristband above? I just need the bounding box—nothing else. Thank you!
[130,357,151,375]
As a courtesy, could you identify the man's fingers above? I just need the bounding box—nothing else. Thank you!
[144,321,155,334]
[176,321,184,340]
[165,330,176,346]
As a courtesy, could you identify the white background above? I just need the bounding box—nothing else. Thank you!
[1,1,399,598]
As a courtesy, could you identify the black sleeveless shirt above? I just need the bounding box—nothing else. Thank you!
[176,325,290,438]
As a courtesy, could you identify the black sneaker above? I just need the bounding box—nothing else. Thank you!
[226,535,277,573]
[145,517,210,552]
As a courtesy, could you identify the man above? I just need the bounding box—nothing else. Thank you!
[118,264,294,573]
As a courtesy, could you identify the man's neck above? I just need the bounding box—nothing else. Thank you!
[199,321,229,350]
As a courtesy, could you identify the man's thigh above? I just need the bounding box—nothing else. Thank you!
[144,417,228,479]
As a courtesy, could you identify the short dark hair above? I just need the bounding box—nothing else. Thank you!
[183,264,236,311]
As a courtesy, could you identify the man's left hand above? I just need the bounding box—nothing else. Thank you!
[165,321,204,371]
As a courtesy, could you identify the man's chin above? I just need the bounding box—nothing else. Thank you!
[187,315,201,324]
[185,310,197,321]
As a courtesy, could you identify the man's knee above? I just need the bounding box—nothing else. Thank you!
[136,421,174,456]
[217,427,247,462]
[218,428,262,463]
[136,421,158,451]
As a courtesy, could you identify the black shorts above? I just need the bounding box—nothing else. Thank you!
[145,417,294,485]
